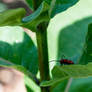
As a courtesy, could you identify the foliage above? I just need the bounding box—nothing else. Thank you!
[0,0,92,92]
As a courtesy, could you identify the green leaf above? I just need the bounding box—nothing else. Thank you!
[0,0,78,31]
[0,2,49,32]
[44,0,79,18]
[26,0,34,10]
[49,0,79,18]
[50,63,92,92]
[24,75,41,92]
[0,60,30,77]
[0,26,38,75]
[51,79,69,92]
[22,1,50,31]
[68,77,92,92]
[0,8,26,26]
[0,58,41,92]
[52,65,92,78]
[51,77,92,92]
[52,64,92,78]
[40,77,68,87]
[0,57,13,66]
[47,0,92,91]
[48,0,92,66]
[41,63,92,87]
[26,0,79,18]
[0,57,33,79]
[79,23,92,64]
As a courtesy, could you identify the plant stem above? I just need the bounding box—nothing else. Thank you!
[36,23,50,92]
[31,0,50,92]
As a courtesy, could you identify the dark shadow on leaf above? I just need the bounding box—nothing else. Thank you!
[58,16,92,64]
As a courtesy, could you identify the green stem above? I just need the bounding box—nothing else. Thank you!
[36,23,50,92]
[31,0,50,92]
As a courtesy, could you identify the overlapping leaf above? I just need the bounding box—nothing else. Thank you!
[46,0,92,91]
[51,76,92,92]
[48,0,92,65]
[0,8,26,26]
[25,0,79,18]
[0,58,41,92]
[22,1,50,31]
[0,1,49,32]
[0,0,79,32]
[68,77,92,92]
[41,63,92,87]
[0,26,38,75]
[48,0,79,17]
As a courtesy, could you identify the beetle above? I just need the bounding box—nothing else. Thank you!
[60,59,74,65]
[50,55,74,65]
